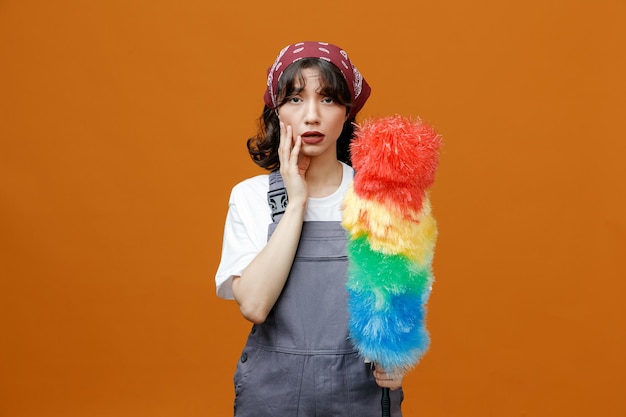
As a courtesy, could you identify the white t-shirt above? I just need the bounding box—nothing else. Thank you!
[215,162,354,299]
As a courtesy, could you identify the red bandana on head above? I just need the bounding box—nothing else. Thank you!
[264,41,371,119]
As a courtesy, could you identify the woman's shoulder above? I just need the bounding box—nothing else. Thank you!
[229,174,270,204]
[232,174,269,191]
[228,174,273,224]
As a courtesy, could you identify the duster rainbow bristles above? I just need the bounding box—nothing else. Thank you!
[342,115,442,375]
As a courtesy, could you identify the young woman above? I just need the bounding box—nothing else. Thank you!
[215,41,405,416]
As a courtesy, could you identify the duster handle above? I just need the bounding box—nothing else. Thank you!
[381,387,391,417]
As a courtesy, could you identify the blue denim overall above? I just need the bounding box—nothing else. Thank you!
[233,171,403,416]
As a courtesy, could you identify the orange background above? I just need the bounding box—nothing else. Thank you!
[1,1,624,416]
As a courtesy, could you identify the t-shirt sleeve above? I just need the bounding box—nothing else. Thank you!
[215,179,269,299]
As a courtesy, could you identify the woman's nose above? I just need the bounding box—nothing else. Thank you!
[303,101,321,124]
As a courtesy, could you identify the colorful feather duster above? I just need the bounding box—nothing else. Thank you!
[342,115,442,374]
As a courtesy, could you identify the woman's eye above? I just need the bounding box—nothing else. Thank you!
[288,96,302,103]
[322,97,335,104]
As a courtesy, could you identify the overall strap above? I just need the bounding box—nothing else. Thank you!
[267,170,288,222]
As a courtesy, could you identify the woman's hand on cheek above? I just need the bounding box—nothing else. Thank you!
[278,122,309,205]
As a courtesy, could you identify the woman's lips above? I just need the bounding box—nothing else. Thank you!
[301,131,324,144]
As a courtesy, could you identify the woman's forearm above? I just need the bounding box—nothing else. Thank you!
[232,200,306,324]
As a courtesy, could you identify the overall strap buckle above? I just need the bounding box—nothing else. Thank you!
[268,170,288,222]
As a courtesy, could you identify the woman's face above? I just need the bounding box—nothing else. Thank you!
[277,68,347,160]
